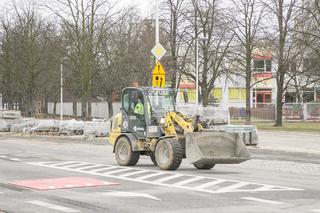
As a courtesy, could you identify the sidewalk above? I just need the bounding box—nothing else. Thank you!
[254,130,320,155]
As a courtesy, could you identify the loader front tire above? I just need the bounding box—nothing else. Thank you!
[155,138,182,170]
[150,154,157,166]
[115,137,140,166]
[193,161,215,170]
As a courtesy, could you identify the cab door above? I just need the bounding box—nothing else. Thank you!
[121,88,146,138]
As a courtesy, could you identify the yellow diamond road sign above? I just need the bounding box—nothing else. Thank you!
[151,43,167,61]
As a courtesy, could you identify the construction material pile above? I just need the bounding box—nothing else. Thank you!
[0,110,110,137]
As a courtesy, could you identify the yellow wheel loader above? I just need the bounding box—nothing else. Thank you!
[108,87,251,170]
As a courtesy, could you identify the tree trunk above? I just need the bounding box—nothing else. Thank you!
[170,11,178,89]
[107,94,113,118]
[245,52,252,124]
[27,94,33,117]
[43,96,48,117]
[88,98,92,119]
[275,70,285,126]
[73,99,77,117]
[275,86,283,126]
[81,98,87,120]
[245,85,251,124]
[53,100,57,116]
[201,85,209,107]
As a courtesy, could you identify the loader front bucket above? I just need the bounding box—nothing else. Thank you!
[186,131,251,165]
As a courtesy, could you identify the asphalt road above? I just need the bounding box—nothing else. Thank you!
[0,136,319,213]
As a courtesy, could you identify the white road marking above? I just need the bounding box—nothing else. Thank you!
[74,165,104,170]
[120,170,149,177]
[102,168,133,175]
[0,155,21,162]
[49,161,80,167]
[63,162,92,168]
[154,174,183,183]
[90,167,115,173]
[65,185,74,188]
[215,182,250,193]
[136,172,165,180]
[195,179,226,190]
[101,191,161,201]
[0,192,3,194]
[311,209,320,212]
[48,186,56,189]
[174,177,205,186]
[9,158,21,162]
[28,161,303,194]
[241,197,285,205]
[27,200,80,213]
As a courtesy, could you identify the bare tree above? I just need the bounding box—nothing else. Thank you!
[186,0,234,106]
[263,0,300,126]
[229,0,265,123]
[0,1,56,116]
[94,11,153,118]
[48,0,122,119]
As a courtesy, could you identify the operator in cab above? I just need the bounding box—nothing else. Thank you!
[134,98,144,115]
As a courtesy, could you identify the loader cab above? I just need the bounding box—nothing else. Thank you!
[120,87,175,139]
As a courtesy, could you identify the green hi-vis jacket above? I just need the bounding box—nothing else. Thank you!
[134,103,144,115]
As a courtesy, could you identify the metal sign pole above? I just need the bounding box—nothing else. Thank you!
[155,0,160,65]
[155,0,159,44]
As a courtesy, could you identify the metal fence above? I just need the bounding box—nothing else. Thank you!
[229,103,320,121]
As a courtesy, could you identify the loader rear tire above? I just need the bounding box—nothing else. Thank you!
[193,161,215,170]
[155,138,182,170]
[115,137,140,166]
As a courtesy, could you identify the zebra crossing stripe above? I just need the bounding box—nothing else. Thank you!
[102,168,133,175]
[48,161,80,167]
[154,174,184,183]
[28,161,303,194]
[136,172,165,180]
[215,182,250,193]
[196,179,226,190]
[74,165,104,170]
[64,162,91,168]
[90,167,116,173]
[174,177,205,186]
[120,170,150,177]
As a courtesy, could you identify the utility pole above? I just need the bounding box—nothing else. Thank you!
[60,58,64,123]
[60,57,68,123]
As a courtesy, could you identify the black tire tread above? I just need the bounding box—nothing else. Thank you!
[156,138,183,170]
[193,161,215,170]
[115,137,140,166]
[150,154,157,166]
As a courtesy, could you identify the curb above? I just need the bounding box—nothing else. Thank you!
[0,134,109,144]
[248,146,320,156]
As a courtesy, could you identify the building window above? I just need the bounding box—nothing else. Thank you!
[266,60,272,72]
[253,59,272,72]
[229,88,246,101]
[210,88,222,102]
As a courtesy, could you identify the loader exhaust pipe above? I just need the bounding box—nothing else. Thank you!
[186,131,252,165]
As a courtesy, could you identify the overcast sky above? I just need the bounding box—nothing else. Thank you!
[0,0,156,17]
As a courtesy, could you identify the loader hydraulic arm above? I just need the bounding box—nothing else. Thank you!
[164,111,202,136]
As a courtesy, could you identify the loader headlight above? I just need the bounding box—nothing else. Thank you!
[160,117,165,124]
